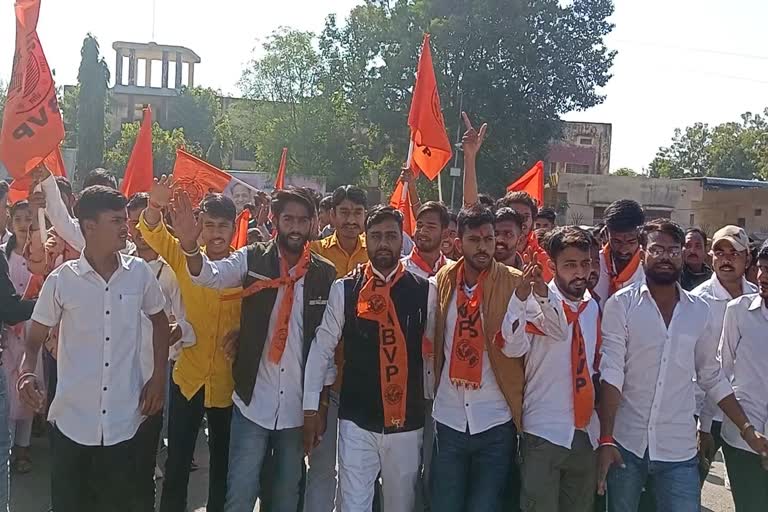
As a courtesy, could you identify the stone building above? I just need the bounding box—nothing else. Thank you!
[544,121,612,176]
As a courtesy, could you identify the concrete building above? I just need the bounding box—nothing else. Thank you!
[545,121,612,176]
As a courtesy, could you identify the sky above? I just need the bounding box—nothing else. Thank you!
[1,0,766,173]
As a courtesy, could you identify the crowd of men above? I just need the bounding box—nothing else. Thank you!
[0,119,767,512]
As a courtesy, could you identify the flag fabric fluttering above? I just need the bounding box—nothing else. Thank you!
[171,149,233,207]
[120,106,154,197]
[231,208,251,249]
[0,0,65,179]
[389,180,417,236]
[274,147,288,191]
[7,147,66,203]
[407,33,452,181]
[507,161,545,206]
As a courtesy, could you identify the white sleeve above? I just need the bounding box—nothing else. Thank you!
[41,174,84,252]
[423,279,438,399]
[30,270,62,327]
[599,294,628,392]
[697,302,737,410]
[526,292,568,341]
[160,266,196,346]
[500,293,530,358]
[303,280,346,411]
[189,246,249,289]
[141,263,167,316]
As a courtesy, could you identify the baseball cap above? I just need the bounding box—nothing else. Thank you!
[711,225,749,252]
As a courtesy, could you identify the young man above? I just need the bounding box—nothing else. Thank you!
[493,207,525,270]
[717,240,768,511]
[496,191,552,281]
[507,226,600,512]
[585,228,603,305]
[19,186,169,511]
[429,204,526,511]
[693,226,756,483]
[176,187,336,511]
[593,199,645,306]
[402,201,452,278]
[681,227,712,291]
[318,195,333,238]
[440,213,461,261]
[303,206,430,511]
[534,207,557,233]
[596,219,768,512]
[140,178,242,512]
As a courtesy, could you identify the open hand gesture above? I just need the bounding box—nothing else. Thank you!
[516,250,546,300]
[168,189,202,250]
[461,111,488,159]
[150,175,175,209]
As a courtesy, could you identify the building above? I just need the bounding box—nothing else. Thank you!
[544,121,612,176]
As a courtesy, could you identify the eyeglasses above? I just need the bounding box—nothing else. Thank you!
[646,246,682,258]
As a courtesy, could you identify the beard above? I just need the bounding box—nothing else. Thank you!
[372,250,398,270]
[277,232,309,254]
[646,265,682,285]
[416,237,441,254]
[466,252,492,273]
[556,275,587,300]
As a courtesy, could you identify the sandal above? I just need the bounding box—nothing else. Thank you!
[13,455,32,474]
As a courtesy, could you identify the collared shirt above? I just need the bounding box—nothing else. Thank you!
[431,280,526,435]
[594,249,645,307]
[310,232,369,279]
[600,280,734,462]
[0,230,10,245]
[191,247,335,430]
[31,252,166,446]
[719,294,768,454]
[692,275,757,432]
[138,212,240,408]
[681,264,713,291]
[401,252,453,280]
[506,282,601,449]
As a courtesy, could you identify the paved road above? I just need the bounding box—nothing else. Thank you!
[12,429,735,512]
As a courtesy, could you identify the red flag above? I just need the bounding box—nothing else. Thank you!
[389,180,417,236]
[407,34,452,181]
[7,147,66,203]
[171,149,233,207]
[507,161,545,206]
[231,208,251,249]
[274,147,288,191]
[120,106,154,197]
[0,0,65,179]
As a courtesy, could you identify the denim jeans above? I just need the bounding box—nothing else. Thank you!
[429,421,518,512]
[0,370,9,512]
[224,406,304,512]
[606,444,699,512]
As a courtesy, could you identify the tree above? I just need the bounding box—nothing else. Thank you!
[76,34,110,183]
[166,86,233,167]
[60,85,79,148]
[104,122,189,178]
[612,167,639,177]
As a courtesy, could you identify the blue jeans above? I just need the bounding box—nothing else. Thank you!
[224,407,304,512]
[429,421,517,512]
[607,444,699,512]
[0,370,9,512]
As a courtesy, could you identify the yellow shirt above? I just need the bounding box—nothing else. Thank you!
[310,232,369,278]
[138,212,241,408]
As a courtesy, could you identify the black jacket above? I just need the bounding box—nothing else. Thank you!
[0,251,35,330]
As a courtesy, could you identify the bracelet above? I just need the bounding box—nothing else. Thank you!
[181,244,200,257]
[16,372,37,393]
[304,410,318,417]
[740,422,755,437]
[598,435,616,447]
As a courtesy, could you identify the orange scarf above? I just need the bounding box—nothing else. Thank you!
[409,248,446,277]
[357,262,409,428]
[448,262,487,389]
[564,300,594,429]
[524,231,553,281]
[222,244,311,364]
[602,243,641,296]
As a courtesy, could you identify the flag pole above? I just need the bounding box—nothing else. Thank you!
[403,139,414,202]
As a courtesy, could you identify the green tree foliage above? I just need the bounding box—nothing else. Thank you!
[104,122,188,178]
[76,34,110,182]
[612,167,639,177]
[166,86,232,168]
[60,85,79,148]
[649,110,768,180]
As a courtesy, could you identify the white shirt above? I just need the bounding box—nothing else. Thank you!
[691,276,757,432]
[594,249,645,306]
[191,247,334,430]
[0,230,10,245]
[506,282,601,449]
[431,281,526,435]
[600,280,734,462]
[719,294,768,453]
[401,252,453,280]
[31,252,166,446]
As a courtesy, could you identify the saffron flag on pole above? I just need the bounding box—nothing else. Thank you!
[274,147,288,191]
[231,208,251,249]
[0,0,65,179]
[407,33,452,180]
[507,161,545,206]
[121,106,154,197]
[171,149,233,207]
[7,147,66,203]
[389,180,417,236]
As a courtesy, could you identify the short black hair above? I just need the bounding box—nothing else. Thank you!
[750,240,760,267]
[126,192,150,212]
[457,204,495,237]
[640,219,685,247]
[758,240,768,262]
[546,226,592,261]
[83,168,118,189]
[585,227,601,250]
[271,187,317,219]
[477,193,495,210]
[365,205,403,231]
[685,227,708,246]
[55,177,74,200]
[536,207,557,224]
[319,195,333,211]
[416,201,450,228]
[0,181,8,203]
[331,185,367,210]
[76,186,127,222]
[494,207,525,231]
[199,193,236,223]
[496,191,538,217]
[604,199,644,233]
[448,212,458,225]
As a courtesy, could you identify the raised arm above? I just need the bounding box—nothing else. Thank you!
[461,112,487,208]
[138,176,186,271]
[38,169,84,252]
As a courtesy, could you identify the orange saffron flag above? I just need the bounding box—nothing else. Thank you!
[389,180,417,236]
[507,161,545,206]
[231,208,251,249]
[0,0,65,179]
[407,34,452,181]
[120,106,154,197]
[274,147,288,191]
[7,147,66,203]
[171,149,233,206]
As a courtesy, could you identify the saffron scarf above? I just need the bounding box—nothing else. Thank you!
[602,243,641,296]
[357,262,409,428]
[409,248,446,277]
[222,244,311,364]
[448,261,487,389]
[564,300,594,429]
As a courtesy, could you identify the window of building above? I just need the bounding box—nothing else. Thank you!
[737,217,746,227]
[578,137,594,146]
[565,163,591,174]
[755,209,762,217]
[593,206,606,224]
[689,213,695,226]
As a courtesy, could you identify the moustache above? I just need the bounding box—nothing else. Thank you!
[719,265,735,271]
